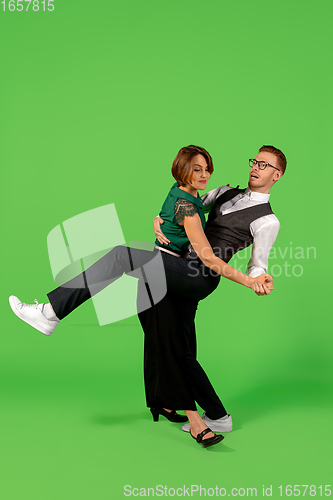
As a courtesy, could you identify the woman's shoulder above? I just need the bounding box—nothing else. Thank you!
[174,198,198,209]
[170,184,203,208]
[173,199,200,224]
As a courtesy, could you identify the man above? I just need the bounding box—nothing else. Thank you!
[8,144,284,440]
[151,144,286,434]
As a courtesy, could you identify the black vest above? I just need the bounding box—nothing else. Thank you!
[203,188,274,262]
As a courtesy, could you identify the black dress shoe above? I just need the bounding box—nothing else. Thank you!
[190,427,224,448]
[150,408,188,423]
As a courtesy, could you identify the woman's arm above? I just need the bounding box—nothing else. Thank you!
[184,213,273,292]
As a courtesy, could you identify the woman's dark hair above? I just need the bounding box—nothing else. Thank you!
[171,145,214,187]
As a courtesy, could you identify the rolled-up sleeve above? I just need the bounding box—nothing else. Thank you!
[246,215,280,277]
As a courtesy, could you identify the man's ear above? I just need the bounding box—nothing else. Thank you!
[273,170,283,182]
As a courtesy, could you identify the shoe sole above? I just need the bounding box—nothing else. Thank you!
[190,432,224,448]
[9,296,53,336]
[202,434,224,448]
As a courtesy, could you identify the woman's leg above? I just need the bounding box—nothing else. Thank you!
[178,297,228,419]
[184,410,216,439]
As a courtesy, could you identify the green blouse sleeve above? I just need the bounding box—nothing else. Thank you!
[173,198,199,225]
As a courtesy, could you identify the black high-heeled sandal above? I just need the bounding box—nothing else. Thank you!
[150,408,188,423]
[190,427,224,448]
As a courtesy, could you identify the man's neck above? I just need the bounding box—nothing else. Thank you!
[247,184,271,194]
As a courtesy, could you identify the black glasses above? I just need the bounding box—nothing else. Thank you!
[249,159,280,171]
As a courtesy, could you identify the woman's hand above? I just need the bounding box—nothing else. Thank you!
[250,274,274,295]
[154,216,170,245]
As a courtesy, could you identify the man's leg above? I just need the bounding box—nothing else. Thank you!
[10,248,220,335]
[47,246,163,320]
[48,250,220,320]
[9,246,163,335]
[138,289,197,411]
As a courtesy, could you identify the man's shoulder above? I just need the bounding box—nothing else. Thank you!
[251,212,280,233]
[266,213,280,225]
[264,201,280,225]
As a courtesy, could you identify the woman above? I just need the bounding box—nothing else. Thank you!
[138,145,273,447]
[9,145,272,448]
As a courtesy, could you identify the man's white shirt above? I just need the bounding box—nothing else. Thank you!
[201,186,280,278]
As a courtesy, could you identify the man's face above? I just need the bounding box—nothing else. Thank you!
[248,151,283,193]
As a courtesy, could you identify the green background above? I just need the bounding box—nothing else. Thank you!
[1,0,332,498]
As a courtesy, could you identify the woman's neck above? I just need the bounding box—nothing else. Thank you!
[178,185,198,197]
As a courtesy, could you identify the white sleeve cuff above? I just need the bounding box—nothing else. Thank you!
[246,266,266,278]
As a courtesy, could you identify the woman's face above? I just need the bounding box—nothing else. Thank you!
[189,154,211,191]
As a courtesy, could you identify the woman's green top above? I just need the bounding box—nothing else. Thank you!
[155,183,206,254]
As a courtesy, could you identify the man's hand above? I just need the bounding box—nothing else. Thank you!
[154,216,170,245]
[251,274,274,296]
[252,282,272,296]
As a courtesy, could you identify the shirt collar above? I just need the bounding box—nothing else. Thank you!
[244,186,270,203]
[170,182,204,208]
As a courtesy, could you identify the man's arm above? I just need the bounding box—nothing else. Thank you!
[201,185,232,212]
[246,215,280,277]
[154,215,170,245]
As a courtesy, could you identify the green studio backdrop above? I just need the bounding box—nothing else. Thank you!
[1,0,332,498]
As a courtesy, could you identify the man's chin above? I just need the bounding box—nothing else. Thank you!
[248,180,260,189]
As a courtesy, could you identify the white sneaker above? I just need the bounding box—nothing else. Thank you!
[9,296,59,336]
[182,413,233,433]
